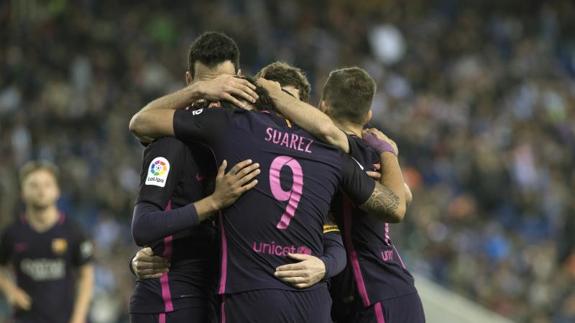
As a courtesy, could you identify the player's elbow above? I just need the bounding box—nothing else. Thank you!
[386,203,406,223]
[131,217,151,247]
[129,112,146,138]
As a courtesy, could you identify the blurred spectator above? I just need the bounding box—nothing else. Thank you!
[1,0,574,322]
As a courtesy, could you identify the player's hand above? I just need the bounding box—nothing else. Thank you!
[363,128,399,156]
[256,78,282,95]
[274,253,326,289]
[198,75,258,109]
[7,286,31,310]
[211,159,260,209]
[132,247,170,279]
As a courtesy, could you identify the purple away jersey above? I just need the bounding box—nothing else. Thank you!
[332,135,417,308]
[0,214,93,322]
[173,105,375,295]
[130,137,218,315]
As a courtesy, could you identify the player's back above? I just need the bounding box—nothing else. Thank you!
[332,135,416,308]
[130,137,218,315]
[173,105,373,295]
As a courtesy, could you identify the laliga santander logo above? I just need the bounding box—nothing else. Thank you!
[145,157,170,187]
[150,159,168,176]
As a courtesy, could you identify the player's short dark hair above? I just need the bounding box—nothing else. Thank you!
[321,67,376,125]
[256,62,311,102]
[188,32,240,77]
[20,161,59,184]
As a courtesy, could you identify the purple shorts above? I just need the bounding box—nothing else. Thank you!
[130,306,213,323]
[350,292,425,323]
[220,287,331,323]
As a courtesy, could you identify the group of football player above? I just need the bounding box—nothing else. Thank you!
[126,31,426,323]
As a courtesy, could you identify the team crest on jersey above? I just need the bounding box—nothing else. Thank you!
[145,157,170,187]
[52,238,68,255]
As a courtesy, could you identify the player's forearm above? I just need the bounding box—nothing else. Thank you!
[320,232,346,278]
[131,197,221,246]
[267,88,349,153]
[70,265,94,323]
[129,109,176,143]
[0,270,17,296]
[372,153,406,222]
[131,202,201,246]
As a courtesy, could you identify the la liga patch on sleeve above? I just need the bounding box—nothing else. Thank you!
[145,157,171,187]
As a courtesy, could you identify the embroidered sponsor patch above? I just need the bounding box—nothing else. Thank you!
[145,157,170,187]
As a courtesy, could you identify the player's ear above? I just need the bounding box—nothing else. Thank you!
[185,71,193,85]
[365,110,373,123]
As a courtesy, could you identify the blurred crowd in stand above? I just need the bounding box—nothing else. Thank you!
[1,0,574,322]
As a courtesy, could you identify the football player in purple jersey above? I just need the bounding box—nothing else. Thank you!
[259,67,425,323]
[0,161,94,323]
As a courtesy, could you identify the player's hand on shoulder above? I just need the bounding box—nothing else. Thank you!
[363,128,399,156]
[210,159,260,210]
[132,247,170,279]
[198,75,258,109]
[7,286,31,310]
[274,253,327,289]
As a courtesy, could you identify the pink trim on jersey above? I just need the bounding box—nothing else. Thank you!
[342,198,371,307]
[384,223,391,245]
[160,200,174,312]
[374,302,386,323]
[218,212,228,294]
[158,313,166,323]
[392,245,407,269]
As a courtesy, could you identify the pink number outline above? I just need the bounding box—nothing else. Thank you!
[269,156,304,230]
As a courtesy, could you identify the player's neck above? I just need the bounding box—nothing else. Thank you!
[25,205,60,232]
[334,120,363,138]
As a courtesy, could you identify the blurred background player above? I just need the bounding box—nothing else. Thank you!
[259,67,424,322]
[0,161,94,323]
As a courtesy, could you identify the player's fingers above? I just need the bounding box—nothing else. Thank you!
[217,160,228,179]
[136,259,170,270]
[275,263,307,271]
[373,163,381,170]
[139,272,165,279]
[222,93,248,109]
[228,159,253,176]
[294,283,310,289]
[237,168,261,185]
[274,270,307,278]
[233,79,258,100]
[234,162,260,180]
[227,86,258,104]
[240,179,258,192]
[141,247,154,256]
[238,76,257,90]
[276,276,308,284]
[366,171,381,180]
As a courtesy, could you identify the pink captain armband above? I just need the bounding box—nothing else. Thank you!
[363,132,397,156]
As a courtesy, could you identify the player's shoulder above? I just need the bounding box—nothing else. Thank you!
[347,134,379,161]
[147,137,189,152]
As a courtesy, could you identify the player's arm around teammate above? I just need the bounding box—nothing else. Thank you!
[129,74,258,143]
[258,77,408,222]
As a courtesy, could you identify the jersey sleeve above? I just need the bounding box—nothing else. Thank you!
[137,137,188,208]
[320,213,346,278]
[172,107,233,146]
[0,229,12,265]
[339,155,376,206]
[70,223,94,267]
